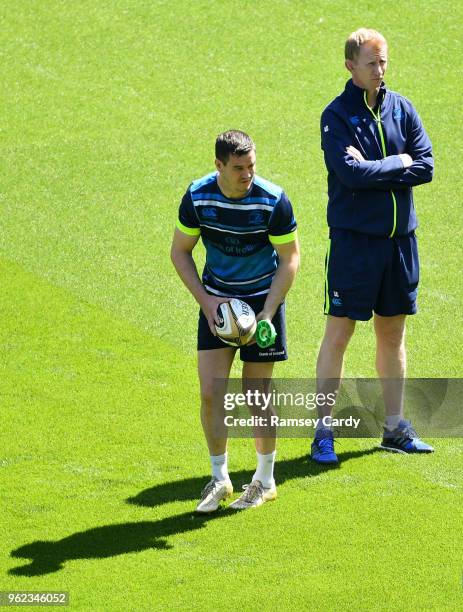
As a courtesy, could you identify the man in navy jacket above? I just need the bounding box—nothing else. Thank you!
[312,28,434,463]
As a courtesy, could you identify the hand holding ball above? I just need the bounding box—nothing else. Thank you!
[214,299,277,348]
[215,299,257,346]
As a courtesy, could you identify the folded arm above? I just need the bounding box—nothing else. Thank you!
[321,110,406,190]
[322,106,433,191]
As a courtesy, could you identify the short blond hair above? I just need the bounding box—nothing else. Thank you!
[345,28,387,60]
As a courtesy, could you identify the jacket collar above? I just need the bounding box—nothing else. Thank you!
[344,78,387,110]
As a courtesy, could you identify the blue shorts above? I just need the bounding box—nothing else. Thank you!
[324,228,419,321]
[197,294,288,362]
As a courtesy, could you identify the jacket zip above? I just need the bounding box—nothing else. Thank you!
[364,91,397,237]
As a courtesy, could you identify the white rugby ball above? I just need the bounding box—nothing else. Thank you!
[215,299,257,347]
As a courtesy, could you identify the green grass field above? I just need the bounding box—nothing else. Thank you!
[1,1,462,609]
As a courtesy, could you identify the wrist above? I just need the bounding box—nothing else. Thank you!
[195,288,211,308]
[258,309,276,322]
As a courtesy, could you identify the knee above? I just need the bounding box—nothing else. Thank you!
[323,327,354,353]
[200,386,215,413]
[377,326,405,350]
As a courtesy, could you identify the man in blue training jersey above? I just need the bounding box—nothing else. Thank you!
[311,28,434,463]
[171,130,299,510]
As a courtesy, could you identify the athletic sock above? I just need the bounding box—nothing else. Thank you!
[316,418,332,432]
[210,452,229,482]
[385,414,402,432]
[252,450,276,489]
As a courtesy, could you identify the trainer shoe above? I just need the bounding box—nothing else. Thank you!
[196,477,233,513]
[228,480,277,510]
[311,428,338,464]
[380,419,434,454]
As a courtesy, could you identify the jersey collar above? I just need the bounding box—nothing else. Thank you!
[344,78,387,110]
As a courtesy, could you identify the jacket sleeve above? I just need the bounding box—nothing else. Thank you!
[374,106,433,190]
[321,108,405,190]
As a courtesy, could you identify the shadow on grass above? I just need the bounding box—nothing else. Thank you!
[9,447,380,576]
[8,512,219,576]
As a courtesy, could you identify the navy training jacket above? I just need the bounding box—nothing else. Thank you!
[321,79,433,237]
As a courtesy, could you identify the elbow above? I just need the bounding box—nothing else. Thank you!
[421,161,434,184]
[427,162,434,183]
[421,155,434,183]
[288,252,301,277]
[170,245,179,268]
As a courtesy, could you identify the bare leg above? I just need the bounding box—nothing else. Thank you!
[242,361,275,454]
[374,314,407,420]
[316,315,356,418]
[198,348,236,455]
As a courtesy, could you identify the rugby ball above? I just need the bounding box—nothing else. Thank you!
[215,299,257,347]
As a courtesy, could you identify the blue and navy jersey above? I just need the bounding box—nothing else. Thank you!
[321,79,433,237]
[176,172,297,297]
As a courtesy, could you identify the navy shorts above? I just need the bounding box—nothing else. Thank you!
[324,228,419,321]
[197,294,288,362]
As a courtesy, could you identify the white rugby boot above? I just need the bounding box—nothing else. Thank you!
[196,477,233,513]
